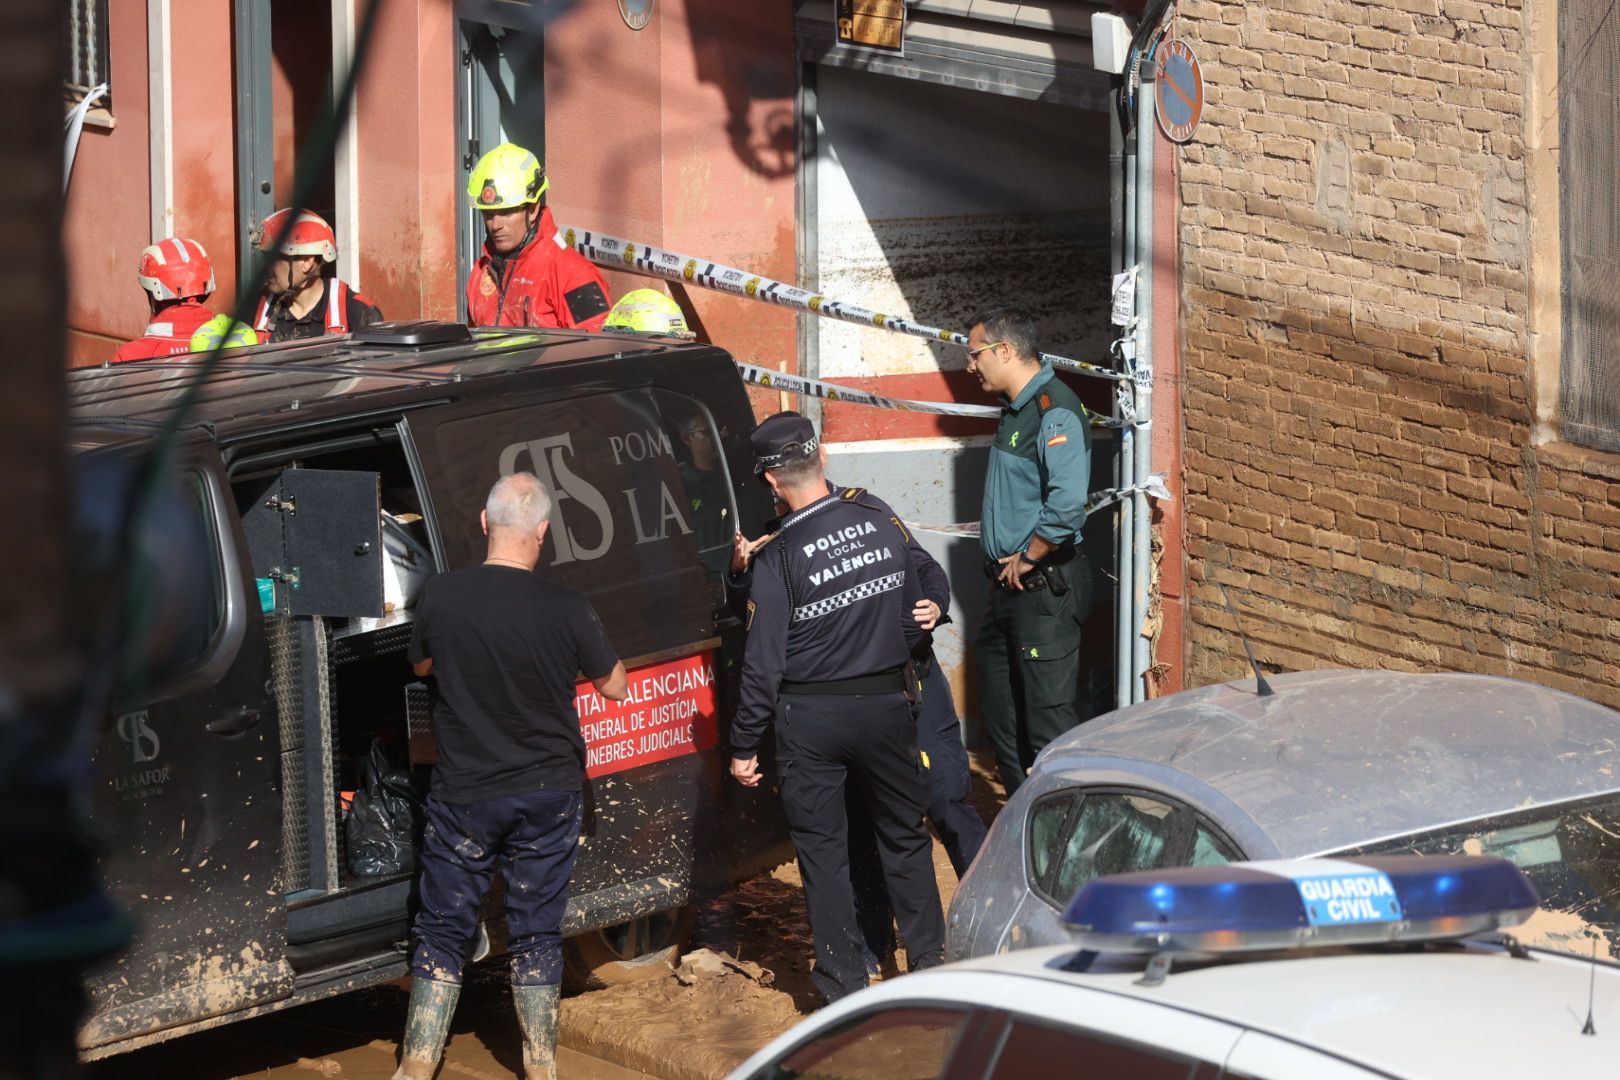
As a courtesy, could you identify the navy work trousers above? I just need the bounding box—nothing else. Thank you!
[850,657,987,964]
[410,788,583,986]
[775,690,946,1004]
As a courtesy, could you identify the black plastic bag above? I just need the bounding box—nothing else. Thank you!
[346,739,422,877]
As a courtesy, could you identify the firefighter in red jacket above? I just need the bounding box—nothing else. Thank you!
[251,208,382,342]
[110,237,218,362]
[464,143,611,331]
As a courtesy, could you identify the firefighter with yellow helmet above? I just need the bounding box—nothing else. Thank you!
[464,143,611,331]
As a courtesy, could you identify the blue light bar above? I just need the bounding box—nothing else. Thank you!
[1063,855,1539,957]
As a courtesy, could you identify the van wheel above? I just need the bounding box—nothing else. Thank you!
[563,906,694,991]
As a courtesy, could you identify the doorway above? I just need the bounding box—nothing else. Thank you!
[233,0,338,289]
[455,17,546,316]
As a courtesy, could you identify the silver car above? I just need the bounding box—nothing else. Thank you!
[947,668,1620,959]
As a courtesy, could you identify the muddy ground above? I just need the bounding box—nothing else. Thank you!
[94,756,1008,1079]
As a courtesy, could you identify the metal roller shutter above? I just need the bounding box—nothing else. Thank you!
[794,0,1113,111]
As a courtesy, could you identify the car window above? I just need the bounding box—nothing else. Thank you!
[988,1019,1207,1079]
[1028,793,1079,892]
[762,1006,969,1080]
[1343,791,1620,958]
[1046,794,1179,906]
[1189,822,1240,867]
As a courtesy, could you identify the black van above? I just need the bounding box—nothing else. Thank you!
[69,322,792,1057]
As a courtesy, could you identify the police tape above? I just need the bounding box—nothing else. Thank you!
[561,225,1130,384]
[734,362,1130,428]
[910,475,1171,538]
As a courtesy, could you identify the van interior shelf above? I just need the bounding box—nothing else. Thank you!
[328,615,415,665]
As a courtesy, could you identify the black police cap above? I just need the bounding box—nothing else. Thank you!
[750,412,819,475]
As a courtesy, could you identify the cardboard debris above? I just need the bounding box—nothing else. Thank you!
[673,948,774,988]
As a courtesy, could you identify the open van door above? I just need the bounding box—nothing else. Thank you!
[79,445,291,1055]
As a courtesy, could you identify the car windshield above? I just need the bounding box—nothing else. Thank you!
[1341,789,1620,960]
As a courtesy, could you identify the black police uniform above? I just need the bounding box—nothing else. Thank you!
[728,496,986,971]
[732,484,947,1003]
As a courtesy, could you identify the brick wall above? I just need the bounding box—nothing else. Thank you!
[1175,0,1620,707]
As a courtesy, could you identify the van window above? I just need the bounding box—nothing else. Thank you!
[175,470,227,667]
[413,388,726,660]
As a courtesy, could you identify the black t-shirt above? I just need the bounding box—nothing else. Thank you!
[408,565,618,801]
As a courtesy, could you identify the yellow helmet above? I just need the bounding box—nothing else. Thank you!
[603,289,694,339]
[189,315,259,352]
[466,142,549,210]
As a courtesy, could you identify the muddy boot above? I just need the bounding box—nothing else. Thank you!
[394,977,460,1080]
[513,983,561,1080]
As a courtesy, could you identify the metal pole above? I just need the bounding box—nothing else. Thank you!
[1132,63,1157,704]
[1116,94,1137,712]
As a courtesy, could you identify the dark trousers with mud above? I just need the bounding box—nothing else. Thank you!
[411,788,584,986]
[975,557,1089,796]
[850,657,989,965]
[775,690,946,1003]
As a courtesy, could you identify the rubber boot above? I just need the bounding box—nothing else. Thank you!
[393,977,461,1080]
[513,983,562,1080]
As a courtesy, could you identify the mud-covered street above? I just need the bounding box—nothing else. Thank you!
[92,760,1005,1079]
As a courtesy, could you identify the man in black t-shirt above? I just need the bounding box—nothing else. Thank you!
[394,472,627,1080]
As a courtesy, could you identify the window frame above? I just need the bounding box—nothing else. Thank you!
[1025,786,1244,910]
[982,1011,1221,1080]
[757,1001,976,1080]
[66,0,111,109]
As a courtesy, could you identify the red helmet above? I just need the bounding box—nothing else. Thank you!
[136,237,215,302]
[255,208,337,263]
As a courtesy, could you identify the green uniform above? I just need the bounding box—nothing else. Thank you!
[976,364,1093,794]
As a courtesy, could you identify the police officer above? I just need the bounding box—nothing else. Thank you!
[729,413,945,1004]
[965,306,1093,795]
[729,500,986,879]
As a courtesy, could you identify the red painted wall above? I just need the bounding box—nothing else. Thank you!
[64,1,151,367]
[1152,121,1184,695]
[354,0,459,322]
[65,1,240,367]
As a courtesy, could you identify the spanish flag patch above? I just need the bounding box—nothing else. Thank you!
[1047,433,1069,447]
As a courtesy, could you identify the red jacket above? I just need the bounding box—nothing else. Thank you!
[465,207,611,331]
[110,300,215,362]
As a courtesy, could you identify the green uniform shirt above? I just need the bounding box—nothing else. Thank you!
[980,364,1091,560]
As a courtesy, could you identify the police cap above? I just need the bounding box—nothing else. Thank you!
[750,412,819,476]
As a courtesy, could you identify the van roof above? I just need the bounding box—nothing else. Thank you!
[69,326,724,439]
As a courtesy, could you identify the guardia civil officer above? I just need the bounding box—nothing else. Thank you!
[729,413,946,1004]
[395,473,629,1080]
[965,307,1093,795]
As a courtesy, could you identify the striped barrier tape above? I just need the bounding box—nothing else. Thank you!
[561,226,1130,384]
[734,362,1129,429]
[910,475,1171,539]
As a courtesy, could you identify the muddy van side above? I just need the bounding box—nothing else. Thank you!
[70,323,791,1057]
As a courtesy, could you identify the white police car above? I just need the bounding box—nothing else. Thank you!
[729,857,1620,1078]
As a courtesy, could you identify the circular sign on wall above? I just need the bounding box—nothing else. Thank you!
[618,0,656,30]
[1155,39,1204,144]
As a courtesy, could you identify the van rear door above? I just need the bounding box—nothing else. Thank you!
[405,388,716,658]
[81,446,290,1054]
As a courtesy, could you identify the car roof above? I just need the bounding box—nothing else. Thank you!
[67,326,719,440]
[802,944,1620,1078]
[1036,669,1620,856]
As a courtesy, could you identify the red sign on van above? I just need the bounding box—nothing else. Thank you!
[576,651,719,778]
